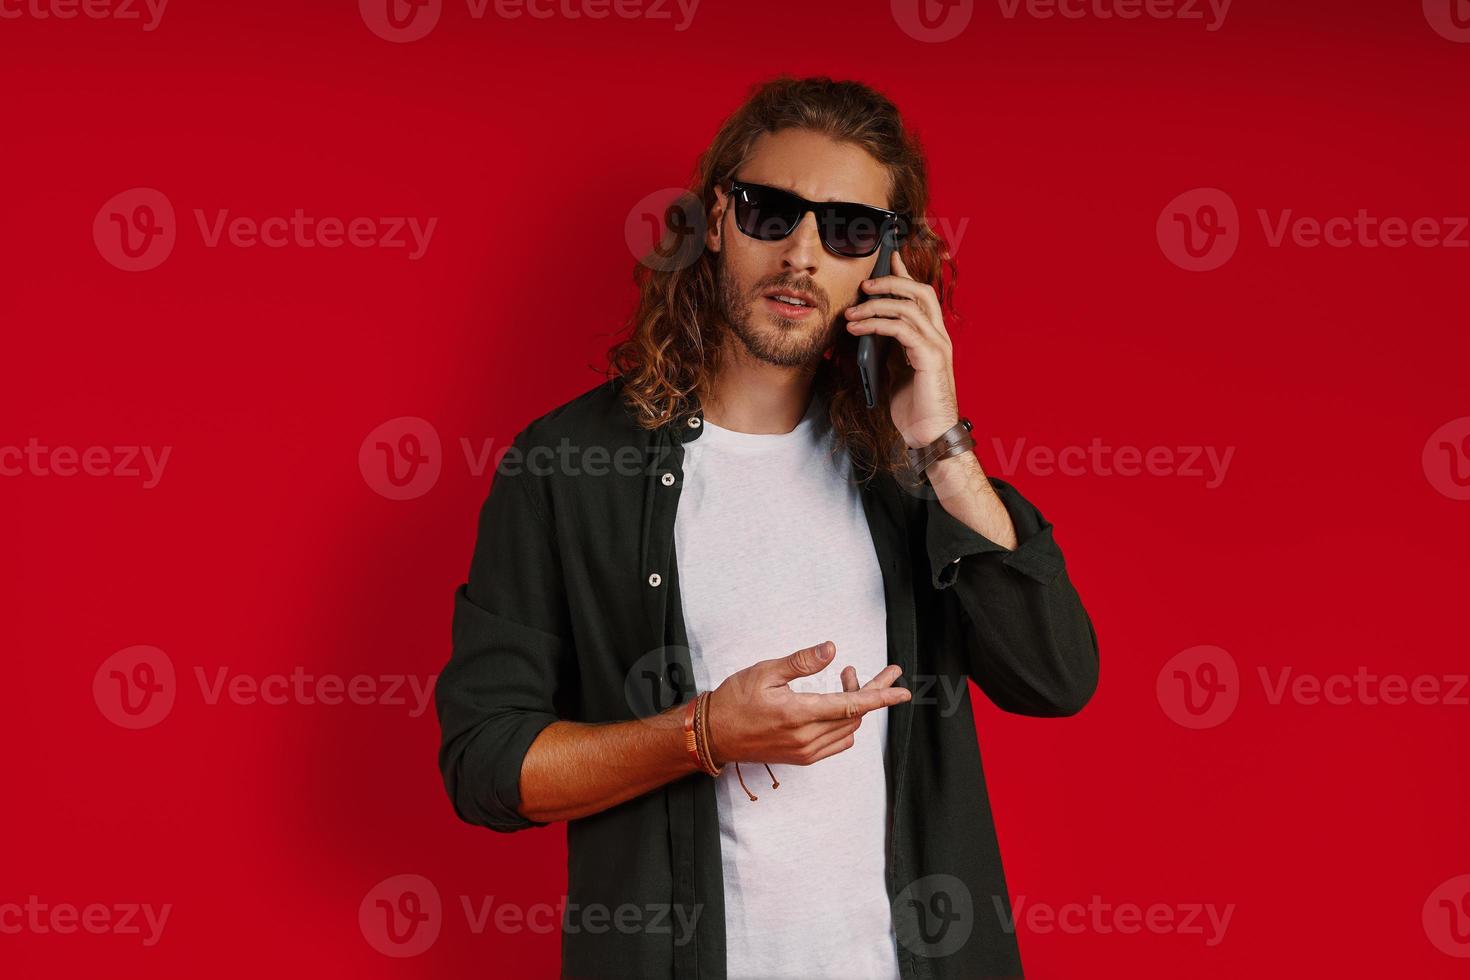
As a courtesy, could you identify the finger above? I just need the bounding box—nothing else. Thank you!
[891,247,914,280]
[862,664,903,690]
[890,250,946,325]
[862,280,941,329]
[843,312,946,370]
[767,640,837,683]
[841,665,859,693]
[794,685,911,721]
[802,725,861,765]
[846,298,946,348]
[794,714,862,744]
[862,270,940,321]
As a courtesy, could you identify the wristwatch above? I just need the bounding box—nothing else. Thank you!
[905,418,975,474]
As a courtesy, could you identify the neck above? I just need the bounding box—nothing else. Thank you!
[700,336,819,435]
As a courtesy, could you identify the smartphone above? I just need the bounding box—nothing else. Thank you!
[856,219,899,410]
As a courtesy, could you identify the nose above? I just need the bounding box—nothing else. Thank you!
[779,210,823,278]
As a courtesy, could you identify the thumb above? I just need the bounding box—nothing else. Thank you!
[770,640,836,682]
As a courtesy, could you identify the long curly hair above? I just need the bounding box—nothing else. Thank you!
[603,75,959,484]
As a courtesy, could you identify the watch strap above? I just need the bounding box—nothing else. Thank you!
[905,417,975,473]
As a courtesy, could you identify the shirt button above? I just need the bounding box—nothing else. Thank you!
[661,472,676,486]
[952,557,962,565]
[648,572,662,587]
[687,417,702,428]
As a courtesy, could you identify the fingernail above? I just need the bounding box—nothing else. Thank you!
[819,642,834,659]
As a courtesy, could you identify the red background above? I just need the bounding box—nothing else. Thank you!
[3,0,1468,975]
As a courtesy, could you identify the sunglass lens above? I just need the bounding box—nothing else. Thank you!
[822,207,886,258]
[735,186,802,241]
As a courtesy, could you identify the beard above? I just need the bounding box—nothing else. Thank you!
[715,251,835,368]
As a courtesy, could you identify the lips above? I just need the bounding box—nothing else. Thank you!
[762,288,818,309]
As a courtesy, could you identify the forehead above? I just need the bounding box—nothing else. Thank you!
[737,129,892,211]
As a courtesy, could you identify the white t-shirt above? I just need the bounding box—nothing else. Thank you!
[673,392,901,980]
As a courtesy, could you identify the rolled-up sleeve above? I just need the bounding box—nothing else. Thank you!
[435,430,573,833]
[925,476,1099,717]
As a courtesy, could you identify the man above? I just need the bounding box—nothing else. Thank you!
[436,75,1099,980]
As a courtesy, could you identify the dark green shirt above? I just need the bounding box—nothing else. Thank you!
[435,376,1099,979]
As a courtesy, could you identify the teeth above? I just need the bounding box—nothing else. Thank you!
[772,295,809,306]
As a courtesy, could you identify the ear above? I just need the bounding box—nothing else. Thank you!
[706,185,725,253]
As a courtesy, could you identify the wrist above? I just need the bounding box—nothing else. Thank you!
[902,417,960,449]
[704,690,725,768]
[906,418,974,474]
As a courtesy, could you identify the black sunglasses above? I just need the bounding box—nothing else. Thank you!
[724,178,910,258]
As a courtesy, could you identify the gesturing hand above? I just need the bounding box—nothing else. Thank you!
[704,640,911,768]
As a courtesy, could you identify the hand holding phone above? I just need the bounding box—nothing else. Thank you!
[856,219,899,410]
